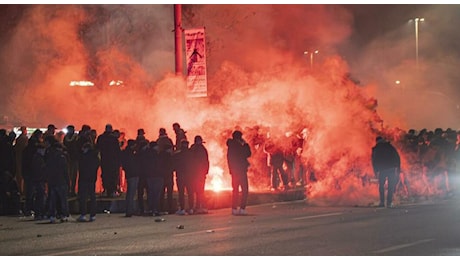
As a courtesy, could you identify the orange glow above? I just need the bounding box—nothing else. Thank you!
[206,166,231,192]
[3,5,456,207]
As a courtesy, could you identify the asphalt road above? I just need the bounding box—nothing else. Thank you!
[1,196,459,256]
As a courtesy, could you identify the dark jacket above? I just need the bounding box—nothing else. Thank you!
[138,145,159,179]
[226,138,251,174]
[172,147,190,180]
[96,131,121,169]
[78,147,100,183]
[45,145,69,187]
[189,143,209,177]
[30,151,46,183]
[121,147,139,179]
[371,141,401,173]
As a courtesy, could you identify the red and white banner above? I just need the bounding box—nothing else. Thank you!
[184,28,207,98]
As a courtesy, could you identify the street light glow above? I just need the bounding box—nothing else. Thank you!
[303,49,319,69]
[409,17,425,68]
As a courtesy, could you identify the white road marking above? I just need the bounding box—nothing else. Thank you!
[372,238,435,254]
[292,212,343,220]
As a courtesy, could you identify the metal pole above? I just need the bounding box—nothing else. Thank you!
[415,18,419,68]
[174,4,183,76]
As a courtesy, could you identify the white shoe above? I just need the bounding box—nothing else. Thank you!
[239,209,247,216]
[232,208,239,215]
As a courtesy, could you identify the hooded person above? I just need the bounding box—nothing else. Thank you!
[371,136,401,208]
[189,135,210,214]
[226,130,252,215]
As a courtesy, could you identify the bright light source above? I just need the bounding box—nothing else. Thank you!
[109,80,124,86]
[69,81,95,87]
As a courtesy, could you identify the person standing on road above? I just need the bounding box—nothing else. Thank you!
[227,130,252,216]
[121,139,140,217]
[189,135,210,214]
[96,124,121,198]
[77,142,100,222]
[371,136,401,208]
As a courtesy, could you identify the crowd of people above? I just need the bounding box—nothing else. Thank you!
[2,120,459,221]
[0,122,242,222]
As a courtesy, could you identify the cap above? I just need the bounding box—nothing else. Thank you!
[47,124,56,130]
[159,128,167,135]
[137,128,145,136]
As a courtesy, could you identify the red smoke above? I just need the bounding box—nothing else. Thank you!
[1,5,452,206]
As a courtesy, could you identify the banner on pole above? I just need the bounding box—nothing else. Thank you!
[184,27,207,98]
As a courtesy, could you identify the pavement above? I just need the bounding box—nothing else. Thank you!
[67,187,307,215]
[0,185,305,217]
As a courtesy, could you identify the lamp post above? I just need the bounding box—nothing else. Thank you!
[303,50,319,69]
[410,17,424,68]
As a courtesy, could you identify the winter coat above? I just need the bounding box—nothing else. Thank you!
[78,148,100,183]
[226,138,252,175]
[371,141,401,173]
[189,143,209,177]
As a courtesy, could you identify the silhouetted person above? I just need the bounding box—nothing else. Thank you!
[63,125,80,197]
[156,128,175,214]
[371,136,401,208]
[46,142,70,223]
[96,124,121,198]
[13,126,28,195]
[121,139,139,217]
[24,143,47,220]
[172,122,187,151]
[77,142,100,222]
[172,140,193,215]
[227,130,252,215]
[189,135,209,214]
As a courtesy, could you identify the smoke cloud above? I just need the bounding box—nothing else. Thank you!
[1,4,456,206]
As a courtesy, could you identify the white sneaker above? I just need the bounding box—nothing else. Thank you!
[176,209,186,215]
[239,209,247,216]
[232,208,239,215]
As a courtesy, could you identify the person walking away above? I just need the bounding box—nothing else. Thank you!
[189,135,210,214]
[21,129,43,216]
[45,142,71,223]
[227,130,252,215]
[63,125,80,197]
[371,136,401,208]
[156,128,175,214]
[172,140,193,215]
[25,143,47,220]
[121,139,139,217]
[77,142,100,222]
[14,126,28,195]
[96,124,121,198]
[0,129,20,216]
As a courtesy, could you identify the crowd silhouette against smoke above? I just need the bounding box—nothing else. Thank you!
[1,5,459,207]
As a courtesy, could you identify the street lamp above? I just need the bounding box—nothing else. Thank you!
[303,50,319,69]
[409,17,424,68]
